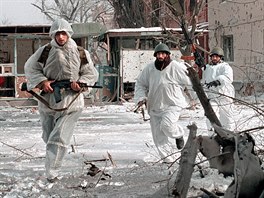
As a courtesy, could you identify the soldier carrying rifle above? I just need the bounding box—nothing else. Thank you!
[24,19,98,183]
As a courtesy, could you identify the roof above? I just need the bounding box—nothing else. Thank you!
[105,27,178,37]
[97,23,209,41]
[0,22,106,39]
[105,22,208,34]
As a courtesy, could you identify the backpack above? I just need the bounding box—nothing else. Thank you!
[37,43,88,67]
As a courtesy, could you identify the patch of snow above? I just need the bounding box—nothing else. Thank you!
[0,102,263,197]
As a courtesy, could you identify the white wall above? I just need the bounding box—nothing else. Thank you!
[120,49,182,83]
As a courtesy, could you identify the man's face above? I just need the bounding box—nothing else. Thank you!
[156,52,168,61]
[55,31,69,46]
[210,54,221,65]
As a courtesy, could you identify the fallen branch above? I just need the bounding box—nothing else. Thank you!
[0,141,34,158]
[200,188,219,198]
[152,151,181,166]
[107,151,116,167]
[84,159,109,164]
[194,151,231,166]
[239,125,264,134]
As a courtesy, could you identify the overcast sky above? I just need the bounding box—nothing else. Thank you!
[0,0,50,25]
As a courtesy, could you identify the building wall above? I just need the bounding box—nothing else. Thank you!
[0,39,50,73]
[0,38,50,98]
[16,39,47,74]
[208,0,264,84]
[121,49,182,83]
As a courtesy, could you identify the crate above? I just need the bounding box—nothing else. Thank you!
[0,63,14,75]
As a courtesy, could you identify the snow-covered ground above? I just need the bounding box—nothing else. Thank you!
[0,100,263,198]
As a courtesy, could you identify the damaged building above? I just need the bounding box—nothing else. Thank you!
[0,23,208,105]
[0,23,105,106]
[95,26,209,102]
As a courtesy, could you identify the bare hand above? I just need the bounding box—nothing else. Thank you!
[70,81,81,92]
[41,80,54,93]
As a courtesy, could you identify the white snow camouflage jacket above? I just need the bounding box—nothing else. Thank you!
[201,61,235,100]
[134,60,194,112]
[24,38,98,113]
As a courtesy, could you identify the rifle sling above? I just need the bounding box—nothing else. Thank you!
[27,88,83,112]
[38,44,88,67]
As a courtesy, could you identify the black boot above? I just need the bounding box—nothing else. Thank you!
[176,137,184,149]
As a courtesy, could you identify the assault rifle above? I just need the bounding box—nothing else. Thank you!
[181,22,205,68]
[21,80,102,111]
[43,80,102,103]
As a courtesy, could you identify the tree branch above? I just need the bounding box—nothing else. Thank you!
[0,141,34,158]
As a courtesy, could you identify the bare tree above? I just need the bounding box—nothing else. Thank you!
[107,0,147,28]
[108,0,207,56]
[163,0,207,57]
[32,0,114,25]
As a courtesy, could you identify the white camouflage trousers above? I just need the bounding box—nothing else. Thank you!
[149,106,185,163]
[40,110,82,179]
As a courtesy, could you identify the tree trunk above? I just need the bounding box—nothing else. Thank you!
[186,66,231,145]
[186,67,221,127]
[172,124,198,197]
